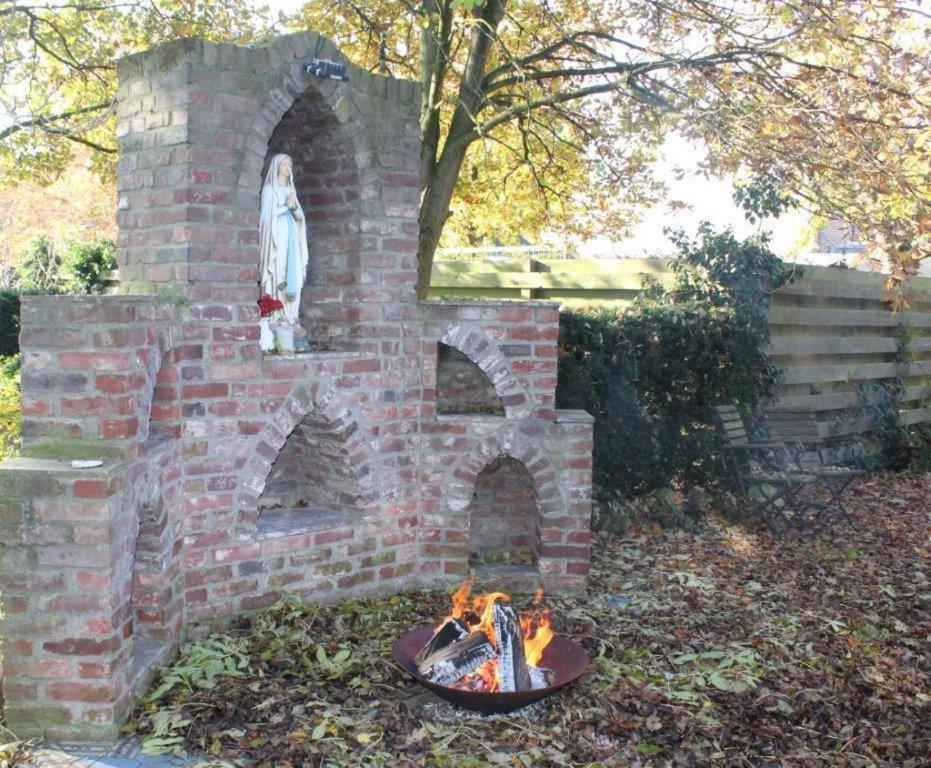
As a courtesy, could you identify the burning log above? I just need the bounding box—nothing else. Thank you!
[492,601,532,692]
[529,665,555,689]
[417,631,496,686]
[414,618,469,666]
[410,583,560,695]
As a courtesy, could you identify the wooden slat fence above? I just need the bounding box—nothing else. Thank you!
[430,257,931,433]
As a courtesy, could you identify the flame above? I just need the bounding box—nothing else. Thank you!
[521,611,554,668]
[449,581,473,621]
[470,591,511,649]
[449,658,500,692]
[438,582,555,692]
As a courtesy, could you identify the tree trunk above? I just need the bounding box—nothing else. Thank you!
[415,0,507,299]
[416,148,466,298]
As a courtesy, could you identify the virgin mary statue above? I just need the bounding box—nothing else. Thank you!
[259,153,309,325]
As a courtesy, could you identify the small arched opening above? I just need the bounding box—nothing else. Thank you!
[257,410,365,537]
[468,455,540,569]
[144,348,180,449]
[436,342,505,416]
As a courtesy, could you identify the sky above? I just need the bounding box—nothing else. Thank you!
[573,133,811,261]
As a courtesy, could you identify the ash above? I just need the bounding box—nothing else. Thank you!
[420,699,550,722]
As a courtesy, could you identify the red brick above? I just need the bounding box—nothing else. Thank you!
[4,596,28,613]
[74,572,112,593]
[60,351,135,371]
[46,682,117,703]
[7,638,34,656]
[73,478,119,499]
[3,681,38,700]
[337,569,375,589]
[315,529,353,545]
[43,636,119,656]
[79,661,119,679]
[539,545,589,559]
[100,416,138,439]
[342,359,381,374]
[182,382,229,398]
[19,659,72,678]
[212,543,261,564]
[21,397,52,416]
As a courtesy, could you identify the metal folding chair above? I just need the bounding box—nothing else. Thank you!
[714,405,862,534]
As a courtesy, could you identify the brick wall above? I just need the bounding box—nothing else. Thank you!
[0,30,592,741]
[0,458,157,739]
[419,300,592,590]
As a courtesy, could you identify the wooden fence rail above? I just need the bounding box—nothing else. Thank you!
[430,257,931,434]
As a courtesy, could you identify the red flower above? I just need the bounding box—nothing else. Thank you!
[258,293,284,318]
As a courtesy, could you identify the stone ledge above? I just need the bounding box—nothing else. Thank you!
[257,507,365,539]
[435,413,507,423]
[132,638,177,700]
[262,348,360,360]
[555,409,595,424]
[0,456,127,477]
[19,293,184,306]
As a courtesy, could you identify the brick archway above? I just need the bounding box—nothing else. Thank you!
[444,427,562,517]
[233,33,386,340]
[235,382,375,534]
[139,332,181,449]
[234,33,374,202]
[439,323,531,420]
[440,427,564,578]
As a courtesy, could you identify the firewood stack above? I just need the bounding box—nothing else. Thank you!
[414,600,555,693]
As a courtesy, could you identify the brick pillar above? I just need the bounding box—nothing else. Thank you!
[538,410,594,590]
[0,459,134,740]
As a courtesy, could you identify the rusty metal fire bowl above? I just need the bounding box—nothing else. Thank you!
[392,625,590,714]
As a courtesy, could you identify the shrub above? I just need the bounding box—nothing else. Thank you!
[905,423,931,473]
[5,234,116,295]
[66,237,117,294]
[0,236,117,359]
[0,354,21,460]
[557,223,789,507]
[0,289,20,357]
[15,234,64,293]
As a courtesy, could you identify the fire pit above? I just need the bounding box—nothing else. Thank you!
[392,584,589,714]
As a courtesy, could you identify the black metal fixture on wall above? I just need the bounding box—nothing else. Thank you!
[305,58,348,81]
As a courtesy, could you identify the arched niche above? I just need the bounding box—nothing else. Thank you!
[146,359,180,446]
[257,409,365,537]
[137,338,181,454]
[436,342,505,416]
[262,84,363,335]
[468,455,540,566]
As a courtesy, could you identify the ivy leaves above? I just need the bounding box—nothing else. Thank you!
[557,224,789,501]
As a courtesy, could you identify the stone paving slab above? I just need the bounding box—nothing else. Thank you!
[27,737,201,767]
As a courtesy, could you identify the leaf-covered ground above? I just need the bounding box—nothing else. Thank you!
[131,472,929,768]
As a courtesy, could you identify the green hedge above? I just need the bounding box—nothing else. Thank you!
[0,290,20,358]
[0,354,20,459]
[556,224,789,501]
